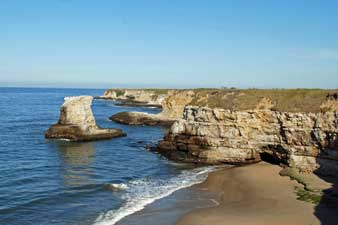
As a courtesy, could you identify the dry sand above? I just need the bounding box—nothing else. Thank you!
[176,162,337,225]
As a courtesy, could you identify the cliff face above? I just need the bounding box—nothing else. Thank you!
[45,96,125,141]
[157,106,338,176]
[108,89,338,126]
[58,96,96,127]
[159,90,195,118]
[109,90,194,125]
[101,89,168,106]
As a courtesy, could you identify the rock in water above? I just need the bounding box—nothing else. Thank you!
[109,90,195,126]
[110,111,174,126]
[45,96,126,141]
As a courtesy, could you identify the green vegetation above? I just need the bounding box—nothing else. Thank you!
[107,88,170,96]
[279,167,309,189]
[114,89,125,97]
[280,167,323,205]
[143,89,170,95]
[295,187,322,204]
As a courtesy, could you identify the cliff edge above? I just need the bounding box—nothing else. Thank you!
[157,99,338,177]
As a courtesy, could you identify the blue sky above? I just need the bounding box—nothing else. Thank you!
[1,0,338,88]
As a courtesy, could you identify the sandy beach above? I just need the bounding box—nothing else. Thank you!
[176,162,338,225]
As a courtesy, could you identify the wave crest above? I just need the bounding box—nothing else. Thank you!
[93,166,217,225]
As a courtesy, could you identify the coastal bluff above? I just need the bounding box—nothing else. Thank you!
[98,89,169,107]
[109,90,194,126]
[45,96,125,141]
[108,89,338,126]
[99,88,338,177]
[157,105,338,177]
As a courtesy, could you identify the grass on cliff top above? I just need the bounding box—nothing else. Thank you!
[107,88,172,96]
[190,88,338,112]
[106,88,337,112]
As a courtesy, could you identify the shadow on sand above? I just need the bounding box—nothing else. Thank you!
[314,134,338,225]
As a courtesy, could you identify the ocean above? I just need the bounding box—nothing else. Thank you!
[0,87,214,225]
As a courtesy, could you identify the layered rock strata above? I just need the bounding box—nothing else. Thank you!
[107,89,338,126]
[98,89,167,107]
[157,106,338,177]
[110,90,194,126]
[45,96,125,141]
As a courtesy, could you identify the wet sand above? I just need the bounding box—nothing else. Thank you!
[176,162,336,225]
[118,162,337,225]
[118,182,218,225]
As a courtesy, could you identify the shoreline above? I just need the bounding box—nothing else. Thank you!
[175,162,338,225]
[95,166,219,225]
[116,162,338,225]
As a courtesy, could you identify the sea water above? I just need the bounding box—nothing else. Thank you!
[0,87,213,225]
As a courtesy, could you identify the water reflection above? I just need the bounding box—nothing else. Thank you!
[55,141,96,187]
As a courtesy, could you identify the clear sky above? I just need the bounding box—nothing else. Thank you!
[1,0,338,88]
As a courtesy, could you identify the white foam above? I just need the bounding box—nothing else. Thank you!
[58,138,71,142]
[93,166,218,225]
[109,183,128,190]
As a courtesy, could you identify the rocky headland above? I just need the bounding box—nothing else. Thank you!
[97,89,169,108]
[45,96,125,141]
[45,89,338,223]
[109,90,194,126]
[156,105,338,176]
[101,88,338,177]
[101,88,338,209]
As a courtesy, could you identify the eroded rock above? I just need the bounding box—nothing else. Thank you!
[110,112,174,126]
[98,89,167,107]
[45,96,125,141]
[156,106,338,177]
[110,90,195,126]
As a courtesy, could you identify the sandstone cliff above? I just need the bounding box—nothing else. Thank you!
[157,106,338,177]
[45,96,125,141]
[110,90,194,126]
[158,90,195,118]
[108,89,338,126]
[100,89,168,107]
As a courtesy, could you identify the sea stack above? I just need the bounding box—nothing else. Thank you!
[45,96,125,141]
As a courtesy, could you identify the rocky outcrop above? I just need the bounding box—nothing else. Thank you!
[159,90,195,118]
[45,96,125,141]
[98,89,168,107]
[110,112,175,126]
[156,106,338,177]
[110,90,195,126]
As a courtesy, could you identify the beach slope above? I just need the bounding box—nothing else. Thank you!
[176,162,337,225]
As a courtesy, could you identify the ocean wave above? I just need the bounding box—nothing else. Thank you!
[109,183,129,191]
[57,138,71,142]
[93,166,218,225]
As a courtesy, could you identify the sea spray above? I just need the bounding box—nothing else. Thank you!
[93,166,218,225]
